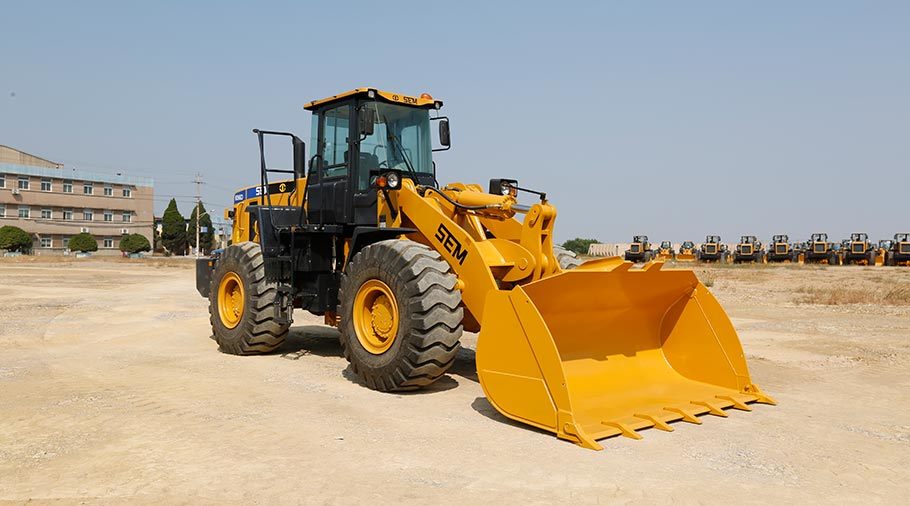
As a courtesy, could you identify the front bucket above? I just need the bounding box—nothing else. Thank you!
[476,258,774,450]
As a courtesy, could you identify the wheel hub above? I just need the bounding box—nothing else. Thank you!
[353,279,399,354]
[217,271,245,329]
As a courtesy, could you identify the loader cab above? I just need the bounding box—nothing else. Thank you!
[303,88,448,226]
[681,241,694,250]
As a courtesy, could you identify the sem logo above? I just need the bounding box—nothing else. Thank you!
[434,223,468,265]
[278,182,287,192]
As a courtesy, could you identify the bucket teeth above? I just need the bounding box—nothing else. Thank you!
[663,406,702,424]
[717,395,752,411]
[634,413,674,432]
[601,421,643,440]
[692,400,728,417]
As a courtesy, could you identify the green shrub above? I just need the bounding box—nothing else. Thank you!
[69,233,98,252]
[161,198,187,255]
[561,237,600,256]
[0,226,32,252]
[119,233,151,254]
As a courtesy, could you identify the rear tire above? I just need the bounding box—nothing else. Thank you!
[554,245,582,269]
[339,240,463,391]
[209,242,290,355]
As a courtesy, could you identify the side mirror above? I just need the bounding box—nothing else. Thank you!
[360,107,376,136]
[439,119,450,147]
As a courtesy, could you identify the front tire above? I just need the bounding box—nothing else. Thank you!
[339,240,463,391]
[209,242,290,355]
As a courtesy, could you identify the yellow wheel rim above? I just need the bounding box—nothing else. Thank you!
[353,279,399,355]
[218,271,245,329]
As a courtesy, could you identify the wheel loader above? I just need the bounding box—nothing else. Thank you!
[623,235,653,263]
[803,233,839,265]
[766,235,797,263]
[885,233,910,266]
[697,235,728,263]
[875,240,892,266]
[676,241,697,262]
[732,236,765,264]
[840,233,875,265]
[654,241,675,261]
[195,87,773,450]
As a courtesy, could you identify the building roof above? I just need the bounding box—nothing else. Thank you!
[0,162,154,187]
[0,145,63,169]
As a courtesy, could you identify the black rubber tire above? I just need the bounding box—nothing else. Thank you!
[554,245,582,270]
[209,242,290,355]
[339,240,463,392]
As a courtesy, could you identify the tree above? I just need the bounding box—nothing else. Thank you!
[69,233,98,253]
[119,233,151,254]
[561,237,599,256]
[187,202,214,254]
[0,226,32,252]
[161,198,187,255]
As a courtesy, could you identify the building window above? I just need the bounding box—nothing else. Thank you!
[18,177,30,190]
[122,212,132,223]
[41,179,52,191]
[63,180,73,193]
[40,237,52,248]
[63,209,73,220]
[103,210,113,222]
[0,205,5,218]
[83,209,93,221]
[63,237,70,249]
[83,182,93,195]
[41,208,52,219]
[123,187,132,198]
[103,237,114,249]
[0,174,5,188]
[104,185,113,196]
[19,206,30,219]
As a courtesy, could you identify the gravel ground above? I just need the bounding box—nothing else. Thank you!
[0,259,908,504]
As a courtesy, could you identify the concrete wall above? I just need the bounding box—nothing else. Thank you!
[587,243,736,256]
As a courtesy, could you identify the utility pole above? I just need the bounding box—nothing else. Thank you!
[194,173,203,258]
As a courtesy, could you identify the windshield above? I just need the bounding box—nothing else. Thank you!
[359,101,433,179]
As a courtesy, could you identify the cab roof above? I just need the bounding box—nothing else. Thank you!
[303,87,443,111]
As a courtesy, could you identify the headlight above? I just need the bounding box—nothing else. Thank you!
[386,172,400,189]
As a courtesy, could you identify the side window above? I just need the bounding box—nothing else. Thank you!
[321,105,350,179]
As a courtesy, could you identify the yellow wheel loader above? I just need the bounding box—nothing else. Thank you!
[676,241,697,262]
[766,234,798,263]
[840,233,875,266]
[885,233,910,266]
[804,233,839,265]
[655,241,675,261]
[196,87,774,450]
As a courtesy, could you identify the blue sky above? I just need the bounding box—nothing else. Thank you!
[2,1,907,243]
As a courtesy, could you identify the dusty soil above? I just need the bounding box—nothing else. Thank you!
[1,259,908,504]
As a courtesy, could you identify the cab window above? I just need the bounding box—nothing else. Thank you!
[322,105,350,179]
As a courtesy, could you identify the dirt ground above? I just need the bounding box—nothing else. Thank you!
[1,258,908,504]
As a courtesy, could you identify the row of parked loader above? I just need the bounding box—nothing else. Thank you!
[623,233,910,266]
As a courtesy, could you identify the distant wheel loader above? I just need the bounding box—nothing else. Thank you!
[840,233,876,266]
[766,234,798,263]
[654,241,675,261]
[875,240,892,266]
[732,236,765,264]
[195,87,773,450]
[676,241,697,262]
[623,236,653,263]
[885,233,910,266]
[697,235,728,263]
[803,233,839,265]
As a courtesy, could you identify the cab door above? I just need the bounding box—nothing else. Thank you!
[307,103,353,224]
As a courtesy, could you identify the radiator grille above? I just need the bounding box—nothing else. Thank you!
[814,244,826,254]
